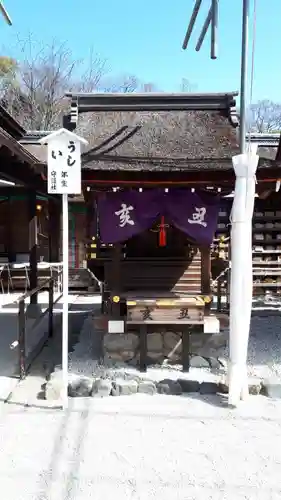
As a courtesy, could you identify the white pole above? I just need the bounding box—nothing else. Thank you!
[228,171,249,405]
[62,193,69,409]
[228,150,258,406]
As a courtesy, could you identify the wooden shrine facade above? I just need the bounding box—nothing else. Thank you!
[70,92,243,370]
[20,94,281,298]
[0,105,62,299]
[17,91,281,370]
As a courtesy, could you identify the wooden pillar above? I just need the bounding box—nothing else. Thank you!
[201,245,211,312]
[182,326,190,372]
[201,246,211,295]
[48,198,60,262]
[86,195,92,264]
[112,243,121,295]
[111,243,122,317]
[28,190,38,304]
[6,195,14,262]
[84,189,97,264]
[84,189,99,291]
[139,324,148,372]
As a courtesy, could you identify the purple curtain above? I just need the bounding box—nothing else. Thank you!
[96,189,220,245]
[166,189,220,245]
[97,190,163,244]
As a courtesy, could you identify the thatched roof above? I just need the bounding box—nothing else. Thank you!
[76,92,240,171]
[19,93,281,173]
[21,92,242,172]
[78,110,238,171]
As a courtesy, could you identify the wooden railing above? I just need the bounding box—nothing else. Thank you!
[10,277,62,379]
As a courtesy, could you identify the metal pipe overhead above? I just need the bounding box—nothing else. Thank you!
[0,1,12,25]
[195,6,212,52]
[211,0,218,59]
[182,0,202,50]
[239,0,250,153]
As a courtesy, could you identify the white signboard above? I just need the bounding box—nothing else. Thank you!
[39,128,88,409]
[47,137,82,195]
[40,128,88,195]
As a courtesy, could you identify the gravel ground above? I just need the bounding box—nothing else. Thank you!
[219,315,281,379]
[66,313,281,383]
[1,395,281,499]
[2,310,281,499]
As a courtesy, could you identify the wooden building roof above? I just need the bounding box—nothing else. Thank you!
[19,93,281,186]
[72,91,241,173]
[21,92,240,172]
[0,104,47,192]
[246,133,279,161]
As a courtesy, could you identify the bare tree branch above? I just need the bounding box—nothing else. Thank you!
[1,33,199,138]
[248,99,281,133]
[99,74,140,93]
[1,34,108,129]
[179,78,197,93]
[141,82,159,92]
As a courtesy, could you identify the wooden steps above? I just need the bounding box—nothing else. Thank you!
[104,250,203,295]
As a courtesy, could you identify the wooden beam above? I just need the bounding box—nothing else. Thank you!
[48,198,61,262]
[28,190,38,304]
[6,195,13,261]
[81,166,281,187]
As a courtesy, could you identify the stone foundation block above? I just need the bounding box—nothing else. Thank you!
[104,333,139,352]
[138,381,157,395]
[218,377,262,396]
[157,379,183,395]
[190,355,210,368]
[199,382,219,395]
[91,378,113,397]
[112,379,138,396]
[45,378,63,400]
[68,376,94,397]
[177,379,200,393]
[262,377,281,398]
[45,372,81,400]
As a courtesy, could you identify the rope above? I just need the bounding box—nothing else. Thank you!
[211,265,231,287]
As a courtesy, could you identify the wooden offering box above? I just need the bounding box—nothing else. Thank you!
[126,296,205,325]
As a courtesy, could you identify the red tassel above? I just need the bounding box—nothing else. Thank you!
[159,216,166,247]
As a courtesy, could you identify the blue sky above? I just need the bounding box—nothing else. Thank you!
[1,0,280,102]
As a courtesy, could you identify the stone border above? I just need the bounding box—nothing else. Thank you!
[45,372,263,399]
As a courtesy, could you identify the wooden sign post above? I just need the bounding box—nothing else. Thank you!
[39,129,88,409]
